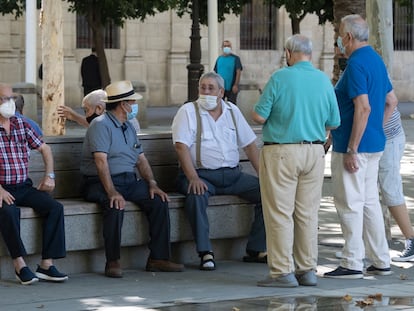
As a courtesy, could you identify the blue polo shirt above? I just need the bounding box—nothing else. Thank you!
[80,111,143,176]
[254,61,340,143]
[332,46,393,153]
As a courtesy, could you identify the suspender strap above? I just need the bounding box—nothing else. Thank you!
[192,101,237,169]
[192,102,202,168]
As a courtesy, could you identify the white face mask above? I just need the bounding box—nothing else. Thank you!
[198,95,218,110]
[0,99,16,118]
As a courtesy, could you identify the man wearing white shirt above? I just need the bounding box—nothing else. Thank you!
[172,71,266,270]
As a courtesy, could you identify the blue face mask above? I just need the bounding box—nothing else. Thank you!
[223,47,231,54]
[337,37,346,54]
[127,103,139,120]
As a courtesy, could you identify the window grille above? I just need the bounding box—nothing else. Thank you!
[240,0,278,50]
[76,15,120,49]
[393,0,413,50]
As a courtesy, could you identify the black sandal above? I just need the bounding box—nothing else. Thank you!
[199,251,216,271]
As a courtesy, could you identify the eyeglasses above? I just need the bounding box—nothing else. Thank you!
[0,96,16,103]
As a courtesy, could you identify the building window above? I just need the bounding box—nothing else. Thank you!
[240,0,278,50]
[76,14,120,49]
[393,0,413,50]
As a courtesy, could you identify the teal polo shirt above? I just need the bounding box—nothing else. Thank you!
[254,61,340,143]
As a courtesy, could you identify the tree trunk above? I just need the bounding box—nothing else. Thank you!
[86,8,111,88]
[291,17,301,34]
[366,0,394,72]
[40,0,65,136]
[332,0,366,84]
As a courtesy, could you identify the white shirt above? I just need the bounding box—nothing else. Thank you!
[172,100,256,169]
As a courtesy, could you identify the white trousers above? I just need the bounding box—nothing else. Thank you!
[331,151,390,271]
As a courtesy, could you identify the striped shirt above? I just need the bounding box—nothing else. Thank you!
[384,108,402,140]
[0,116,43,185]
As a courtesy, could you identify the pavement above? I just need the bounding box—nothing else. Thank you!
[1,104,414,310]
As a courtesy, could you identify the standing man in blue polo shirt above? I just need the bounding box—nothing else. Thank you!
[214,40,243,104]
[324,14,398,279]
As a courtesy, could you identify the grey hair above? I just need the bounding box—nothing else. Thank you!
[285,34,312,55]
[341,14,369,42]
[199,71,225,90]
[82,89,106,109]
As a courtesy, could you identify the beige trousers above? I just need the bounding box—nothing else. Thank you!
[259,144,325,277]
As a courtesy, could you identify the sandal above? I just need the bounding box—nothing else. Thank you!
[199,252,216,271]
[243,251,267,263]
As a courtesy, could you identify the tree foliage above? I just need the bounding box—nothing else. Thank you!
[65,0,176,87]
[0,0,40,18]
[173,0,250,25]
[264,0,334,33]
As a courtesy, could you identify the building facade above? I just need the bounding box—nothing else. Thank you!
[0,3,412,110]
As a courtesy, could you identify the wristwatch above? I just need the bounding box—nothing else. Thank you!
[346,147,357,155]
[46,173,56,179]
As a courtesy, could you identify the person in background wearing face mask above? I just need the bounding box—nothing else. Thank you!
[14,93,43,137]
[172,71,266,271]
[80,80,184,278]
[0,83,68,285]
[324,15,398,279]
[57,90,140,132]
[213,40,243,105]
[252,35,340,287]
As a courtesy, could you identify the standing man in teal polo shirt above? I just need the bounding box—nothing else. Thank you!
[252,34,340,288]
[214,40,243,104]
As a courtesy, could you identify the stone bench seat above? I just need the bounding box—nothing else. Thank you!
[0,130,261,279]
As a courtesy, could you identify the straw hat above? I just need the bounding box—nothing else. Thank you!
[104,80,143,103]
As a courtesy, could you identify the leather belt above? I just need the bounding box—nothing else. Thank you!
[264,141,324,145]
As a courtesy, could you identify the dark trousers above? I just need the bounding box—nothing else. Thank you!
[0,179,66,259]
[224,90,239,105]
[82,173,171,262]
[176,166,266,254]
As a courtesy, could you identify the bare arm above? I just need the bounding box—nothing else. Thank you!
[136,153,169,202]
[251,110,266,124]
[243,142,260,176]
[344,94,371,173]
[383,90,399,126]
[232,69,242,94]
[94,152,125,209]
[174,142,207,195]
[37,143,56,193]
[58,106,89,128]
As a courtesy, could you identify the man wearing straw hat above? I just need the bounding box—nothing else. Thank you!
[80,80,184,278]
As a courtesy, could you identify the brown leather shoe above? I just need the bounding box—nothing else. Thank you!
[105,260,123,278]
[146,258,185,272]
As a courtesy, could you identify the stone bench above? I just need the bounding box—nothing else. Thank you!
[0,130,261,279]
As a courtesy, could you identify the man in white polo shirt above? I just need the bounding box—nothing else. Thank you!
[172,71,266,271]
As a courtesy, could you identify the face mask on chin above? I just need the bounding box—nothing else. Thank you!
[0,99,16,118]
[86,112,99,124]
[197,95,218,110]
